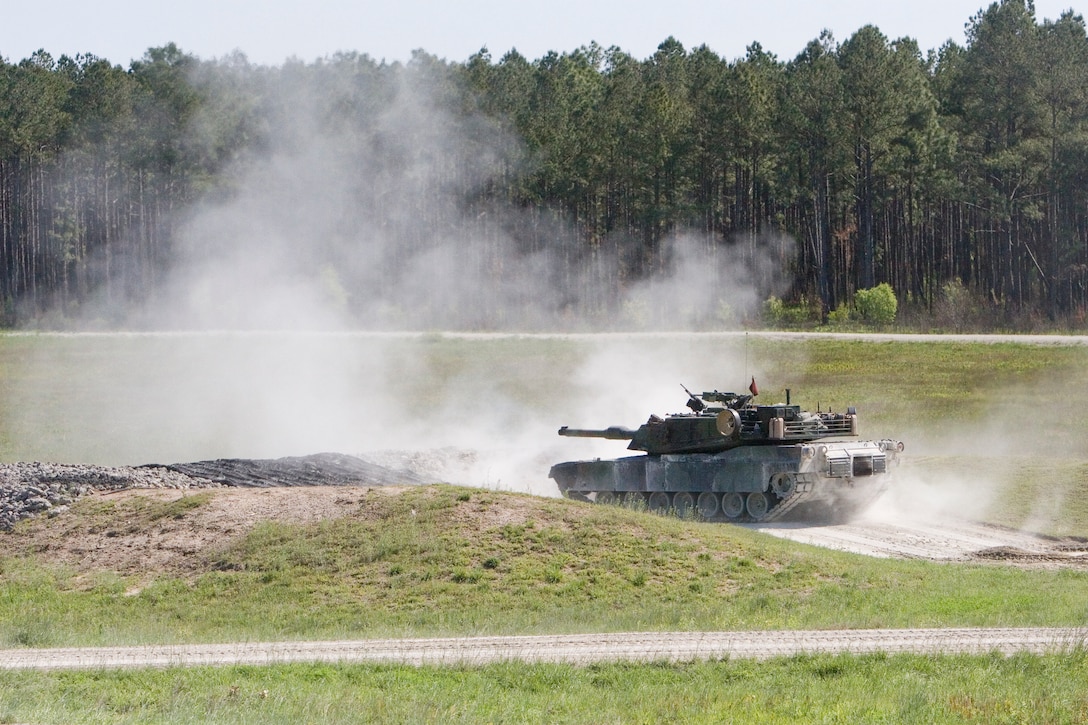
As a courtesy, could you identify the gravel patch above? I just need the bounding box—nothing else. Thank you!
[0,453,425,530]
[0,462,218,530]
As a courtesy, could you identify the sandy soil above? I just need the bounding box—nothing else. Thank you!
[5,486,396,576]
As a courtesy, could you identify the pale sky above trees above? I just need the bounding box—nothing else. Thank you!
[1,0,1082,66]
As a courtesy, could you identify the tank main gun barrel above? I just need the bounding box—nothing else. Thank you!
[558,426,636,440]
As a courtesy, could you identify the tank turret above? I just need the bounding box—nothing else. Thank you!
[550,383,902,523]
[559,386,857,455]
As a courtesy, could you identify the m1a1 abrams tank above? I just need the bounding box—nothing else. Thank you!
[549,384,903,523]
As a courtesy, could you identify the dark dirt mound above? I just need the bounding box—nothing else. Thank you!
[151,452,429,488]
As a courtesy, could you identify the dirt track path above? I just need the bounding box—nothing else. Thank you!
[2,628,1085,670]
[745,516,1088,565]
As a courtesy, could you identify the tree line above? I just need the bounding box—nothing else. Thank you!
[1,0,1086,329]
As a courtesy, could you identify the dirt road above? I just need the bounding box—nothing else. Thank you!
[2,628,1084,670]
[746,516,1088,566]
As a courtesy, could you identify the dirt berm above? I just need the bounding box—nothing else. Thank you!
[152,452,429,488]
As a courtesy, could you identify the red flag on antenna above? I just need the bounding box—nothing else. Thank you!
[749,377,759,396]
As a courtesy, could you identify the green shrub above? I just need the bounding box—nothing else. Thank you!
[763,296,785,323]
[763,296,818,326]
[827,304,851,325]
[854,283,898,325]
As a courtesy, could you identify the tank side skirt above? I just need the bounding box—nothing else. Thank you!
[550,441,897,523]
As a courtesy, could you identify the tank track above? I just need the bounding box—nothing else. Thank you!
[569,476,889,524]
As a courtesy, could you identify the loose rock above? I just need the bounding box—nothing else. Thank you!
[1,453,424,530]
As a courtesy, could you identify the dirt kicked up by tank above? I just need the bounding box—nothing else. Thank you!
[549,381,904,523]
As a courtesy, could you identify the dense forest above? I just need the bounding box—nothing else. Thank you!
[2,0,1088,330]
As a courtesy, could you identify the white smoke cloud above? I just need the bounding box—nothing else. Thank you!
[617,231,793,331]
[90,57,789,334]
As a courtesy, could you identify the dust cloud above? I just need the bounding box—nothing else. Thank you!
[6,59,792,495]
[865,467,996,525]
[1,331,771,497]
[64,56,786,335]
[864,369,1088,534]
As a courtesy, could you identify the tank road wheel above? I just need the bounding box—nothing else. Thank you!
[697,491,720,519]
[672,492,695,519]
[647,492,671,515]
[721,492,745,519]
[622,492,646,509]
[770,473,797,499]
[595,491,617,506]
[745,492,770,521]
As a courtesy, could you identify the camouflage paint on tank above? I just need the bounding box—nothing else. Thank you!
[550,385,902,523]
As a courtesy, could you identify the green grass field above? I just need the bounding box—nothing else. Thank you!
[4,653,1088,724]
[2,333,1088,722]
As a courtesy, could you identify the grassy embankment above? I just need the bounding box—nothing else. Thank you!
[2,334,1088,721]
